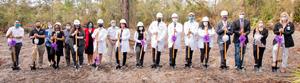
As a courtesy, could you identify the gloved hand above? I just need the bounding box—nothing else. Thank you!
[171,35,176,42]
[8,38,16,46]
[204,34,210,43]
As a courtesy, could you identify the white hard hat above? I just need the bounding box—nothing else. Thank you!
[97,19,104,24]
[55,22,61,26]
[221,10,228,16]
[156,12,163,18]
[120,19,126,24]
[73,19,80,25]
[171,13,178,18]
[15,20,20,23]
[202,16,209,21]
[137,22,144,26]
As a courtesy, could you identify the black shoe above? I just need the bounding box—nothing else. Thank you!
[151,64,156,68]
[203,64,209,68]
[272,66,279,72]
[92,63,97,68]
[52,63,56,69]
[116,65,121,69]
[220,65,228,70]
[272,66,276,72]
[11,66,21,70]
[55,65,60,69]
[184,64,190,68]
[30,65,36,70]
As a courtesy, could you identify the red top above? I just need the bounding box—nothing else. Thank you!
[84,28,95,48]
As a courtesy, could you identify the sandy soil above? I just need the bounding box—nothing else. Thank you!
[0,30,299,83]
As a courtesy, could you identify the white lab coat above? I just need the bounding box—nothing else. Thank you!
[183,21,199,50]
[168,22,183,49]
[198,28,216,48]
[115,28,130,52]
[92,27,108,54]
[133,31,148,51]
[148,21,167,51]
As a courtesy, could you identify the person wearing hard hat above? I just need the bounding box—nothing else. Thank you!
[107,20,119,65]
[29,21,46,70]
[49,22,65,69]
[134,21,147,68]
[232,11,251,71]
[197,16,216,68]
[84,21,95,66]
[115,19,130,69]
[63,22,73,66]
[216,10,233,70]
[168,13,183,69]
[6,20,24,70]
[183,12,199,68]
[71,19,85,68]
[148,12,167,69]
[272,12,294,73]
[91,19,107,68]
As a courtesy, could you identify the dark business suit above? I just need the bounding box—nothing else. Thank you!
[216,21,233,68]
[232,18,251,69]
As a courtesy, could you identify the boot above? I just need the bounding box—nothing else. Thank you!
[30,62,37,70]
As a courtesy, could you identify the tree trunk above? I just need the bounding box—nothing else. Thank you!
[121,0,129,27]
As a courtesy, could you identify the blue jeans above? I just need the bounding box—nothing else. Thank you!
[234,43,246,68]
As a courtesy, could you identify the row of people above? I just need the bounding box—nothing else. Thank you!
[6,11,294,73]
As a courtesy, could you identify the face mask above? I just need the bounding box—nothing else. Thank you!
[222,16,228,21]
[258,23,263,28]
[138,27,143,31]
[111,23,116,27]
[88,23,93,28]
[36,25,41,28]
[157,18,162,22]
[66,26,71,29]
[15,24,21,28]
[281,16,288,21]
[98,24,103,27]
[75,25,80,29]
[188,16,195,22]
[239,15,245,19]
[172,18,178,22]
[203,22,208,26]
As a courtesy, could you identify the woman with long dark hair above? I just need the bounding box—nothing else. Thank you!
[115,19,130,69]
[71,20,85,69]
[134,22,147,68]
[84,21,95,66]
[50,22,65,69]
[198,16,215,68]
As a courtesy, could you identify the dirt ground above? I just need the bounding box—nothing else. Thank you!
[0,30,299,83]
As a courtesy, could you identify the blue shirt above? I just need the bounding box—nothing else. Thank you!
[45,29,53,46]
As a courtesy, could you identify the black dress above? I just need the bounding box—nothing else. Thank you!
[85,32,94,54]
[51,31,64,56]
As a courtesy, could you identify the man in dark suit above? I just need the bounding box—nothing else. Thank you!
[232,11,251,71]
[216,10,233,70]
